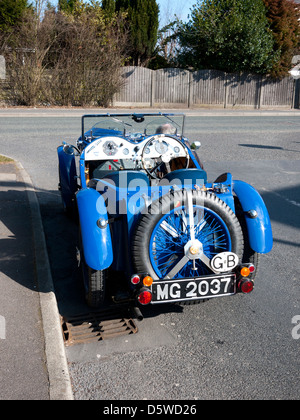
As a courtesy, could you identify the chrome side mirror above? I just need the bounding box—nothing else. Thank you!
[63,143,80,156]
[191,141,201,150]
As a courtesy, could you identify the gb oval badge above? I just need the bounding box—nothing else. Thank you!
[210,252,239,273]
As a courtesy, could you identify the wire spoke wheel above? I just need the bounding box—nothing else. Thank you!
[150,205,232,278]
[132,190,244,286]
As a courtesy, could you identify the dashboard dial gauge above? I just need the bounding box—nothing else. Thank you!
[155,140,168,155]
[103,140,118,156]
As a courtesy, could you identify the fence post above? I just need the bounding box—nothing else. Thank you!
[224,72,228,108]
[150,70,156,108]
[294,79,300,109]
[258,76,264,109]
[291,78,300,109]
[0,56,5,80]
[187,71,192,108]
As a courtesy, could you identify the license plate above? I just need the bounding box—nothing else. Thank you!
[151,274,236,304]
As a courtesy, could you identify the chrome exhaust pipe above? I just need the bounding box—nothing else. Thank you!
[131,306,144,322]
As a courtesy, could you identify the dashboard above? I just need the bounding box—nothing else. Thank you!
[84,135,188,164]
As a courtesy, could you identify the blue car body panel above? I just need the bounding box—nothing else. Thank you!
[57,145,77,207]
[162,168,207,185]
[233,180,273,254]
[208,172,235,212]
[76,188,113,271]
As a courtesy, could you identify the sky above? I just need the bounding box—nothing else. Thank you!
[49,0,197,24]
[156,0,197,24]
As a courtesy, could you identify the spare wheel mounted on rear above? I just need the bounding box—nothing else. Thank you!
[132,190,244,281]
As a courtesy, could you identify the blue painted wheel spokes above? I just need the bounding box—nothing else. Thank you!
[150,205,231,279]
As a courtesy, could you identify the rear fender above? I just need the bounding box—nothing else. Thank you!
[76,188,113,271]
[233,180,273,254]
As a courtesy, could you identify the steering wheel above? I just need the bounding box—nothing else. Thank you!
[141,135,190,180]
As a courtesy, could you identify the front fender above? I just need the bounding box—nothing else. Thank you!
[57,145,77,208]
[76,188,113,271]
[233,180,273,254]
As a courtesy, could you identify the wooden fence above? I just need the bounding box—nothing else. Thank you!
[0,55,5,80]
[114,66,299,109]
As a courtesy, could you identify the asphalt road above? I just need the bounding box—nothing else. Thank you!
[0,109,299,400]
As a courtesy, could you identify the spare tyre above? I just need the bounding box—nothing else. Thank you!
[132,190,244,280]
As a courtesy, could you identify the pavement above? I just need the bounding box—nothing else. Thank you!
[0,105,299,118]
[0,158,73,400]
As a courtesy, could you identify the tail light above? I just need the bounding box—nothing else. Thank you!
[238,279,254,294]
[131,275,140,285]
[143,276,153,287]
[138,289,152,305]
[239,264,255,277]
[240,266,251,277]
[248,264,255,273]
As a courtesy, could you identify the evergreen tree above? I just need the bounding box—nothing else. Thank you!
[116,0,159,65]
[177,0,277,75]
[263,0,300,78]
[58,0,79,14]
[102,0,116,17]
[0,0,29,32]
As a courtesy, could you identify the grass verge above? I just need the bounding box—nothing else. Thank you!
[0,155,13,163]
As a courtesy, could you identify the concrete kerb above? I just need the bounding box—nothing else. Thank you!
[0,107,300,118]
[15,160,74,401]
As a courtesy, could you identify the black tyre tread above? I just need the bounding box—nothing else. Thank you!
[132,190,244,279]
[79,227,106,308]
[86,268,106,308]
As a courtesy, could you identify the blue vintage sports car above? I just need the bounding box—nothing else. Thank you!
[57,113,272,310]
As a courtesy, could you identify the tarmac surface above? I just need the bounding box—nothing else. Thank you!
[0,159,73,400]
[0,106,299,400]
